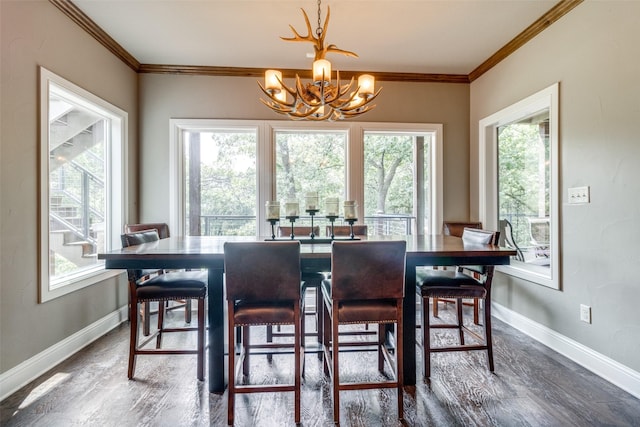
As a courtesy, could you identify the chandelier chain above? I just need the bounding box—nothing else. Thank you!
[316,0,322,37]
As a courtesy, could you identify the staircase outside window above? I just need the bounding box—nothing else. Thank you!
[39,67,126,302]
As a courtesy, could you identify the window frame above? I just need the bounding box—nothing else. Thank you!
[169,119,443,237]
[478,82,560,289]
[39,67,127,302]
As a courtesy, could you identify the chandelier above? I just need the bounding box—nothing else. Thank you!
[258,0,381,121]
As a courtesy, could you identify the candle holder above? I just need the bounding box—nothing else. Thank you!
[285,215,299,239]
[267,218,278,240]
[326,215,339,239]
[345,218,358,239]
[306,209,319,239]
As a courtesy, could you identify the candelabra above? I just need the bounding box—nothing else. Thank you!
[285,214,299,239]
[268,219,278,240]
[306,208,319,239]
[326,215,338,239]
[345,218,357,239]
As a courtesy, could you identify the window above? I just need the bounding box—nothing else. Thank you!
[363,132,434,235]
[170,120,443,238]
[275,130,346,226]
[183,128,257,236]
[479,83,559,289]
[39,67,127,302]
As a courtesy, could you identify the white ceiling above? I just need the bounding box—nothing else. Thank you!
[73,0,560,75]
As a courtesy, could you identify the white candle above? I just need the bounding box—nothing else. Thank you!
[305,192,319,211]
[265,201,280,220]
[358,74,375,97]
[343,201,357,219]
[285,201,299,217]
[265,69,282,92]
[313,59,331,86]
[325,197,339,216]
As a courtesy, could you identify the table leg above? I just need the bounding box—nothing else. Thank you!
[208,266,225,393]
[403,260,417,386]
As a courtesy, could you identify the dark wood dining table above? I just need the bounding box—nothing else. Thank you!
[99,234,515,393]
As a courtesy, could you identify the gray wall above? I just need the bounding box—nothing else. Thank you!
[138,75,471,222]
[0,1,137,373]
[470,1,640,371]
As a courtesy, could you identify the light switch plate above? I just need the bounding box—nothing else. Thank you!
[568,186,590,204]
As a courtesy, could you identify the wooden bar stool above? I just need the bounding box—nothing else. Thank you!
[322,240,406,423]
[417,227,498,379]
[224,241,303,425]
[121,229,206,381]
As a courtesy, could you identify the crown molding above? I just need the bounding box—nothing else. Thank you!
[51,0,581,84]
[469,0,583,82]
[49,0,140,71]
[138,64,470,83]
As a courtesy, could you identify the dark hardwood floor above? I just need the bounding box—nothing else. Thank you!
[2,300,639,426]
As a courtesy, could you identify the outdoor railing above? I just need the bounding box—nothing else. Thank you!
[196,214,416,237]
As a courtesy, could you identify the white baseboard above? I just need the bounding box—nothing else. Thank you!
[0,306,128,402]
[492,302,640,400]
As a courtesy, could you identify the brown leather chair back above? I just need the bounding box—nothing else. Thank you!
[120,229,160,248]
[125,223,170,239]
[224,241,301,301]
[329,241,406,300]
[443,221,482,237]
[326,225,368,236]
[120,229,161,283]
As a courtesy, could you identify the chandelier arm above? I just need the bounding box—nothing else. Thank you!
[288,105,324,119]
[342,109,371,118]
[304,108,334,121]
[275,75,298,96]
[321,73,355,105]
[257,81,297,109]
[259,98,292,115]
[334,88,382,111]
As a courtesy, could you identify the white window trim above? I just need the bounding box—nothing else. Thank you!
[39,67,128,302]
[478,83,560,289]
[169,119,443,237]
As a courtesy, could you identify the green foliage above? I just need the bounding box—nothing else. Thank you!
[187,131,256,217]
[498,118,550,243]
[364,134,413,215]
[275,132,345,202]
[185,131,257,235]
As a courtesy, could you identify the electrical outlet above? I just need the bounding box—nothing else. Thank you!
[568,186,590,204]
[580,304,591,323]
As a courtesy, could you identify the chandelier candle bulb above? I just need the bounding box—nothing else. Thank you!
[305,192,319,210]
[265,70,283,93]
[266,201,280,220]
[325,197,339,216]
[285,201,299,217]
[343,201,357,219]
[313,59,331,86]
[358,74,375,97]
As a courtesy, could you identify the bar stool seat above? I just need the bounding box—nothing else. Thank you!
[121,229,206,381]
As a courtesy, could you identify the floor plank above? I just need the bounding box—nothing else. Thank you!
[2,303,639,426]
